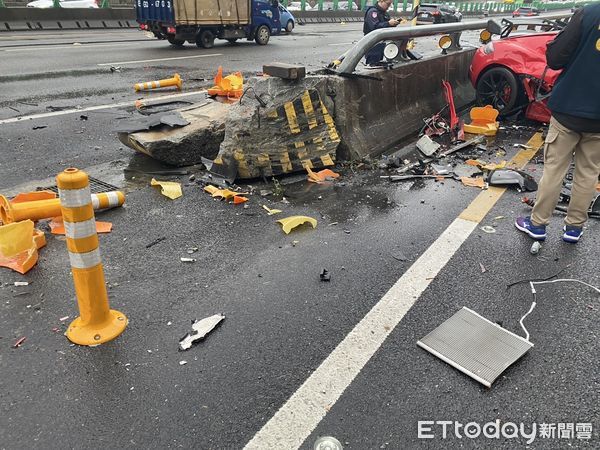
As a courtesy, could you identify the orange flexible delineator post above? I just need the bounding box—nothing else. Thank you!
[134,73,182,92]
[57,168,127,346]
[0,191,125,224]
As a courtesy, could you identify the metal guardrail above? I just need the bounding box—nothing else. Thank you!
[335,11,573,74]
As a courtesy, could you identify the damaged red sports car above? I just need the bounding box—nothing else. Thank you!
[469,23,564,122]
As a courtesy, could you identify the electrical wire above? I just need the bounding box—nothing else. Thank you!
[519,278,600,341]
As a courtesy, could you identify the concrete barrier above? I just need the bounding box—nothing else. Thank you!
[0,7,136,31]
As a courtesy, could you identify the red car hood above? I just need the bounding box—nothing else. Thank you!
[470,32,561,85]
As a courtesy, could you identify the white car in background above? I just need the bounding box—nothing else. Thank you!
[27,0,99,8]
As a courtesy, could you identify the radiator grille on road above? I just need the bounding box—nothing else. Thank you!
[38,177,119,195]
[417,307,533,387]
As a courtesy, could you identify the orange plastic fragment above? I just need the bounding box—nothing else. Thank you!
[11,191,56,203]
[460,177,487,189]
[307,167,340,183]
[207,66,244,99]
[49,216,112,235]
[233,196,248,204]
[0,220,46,274]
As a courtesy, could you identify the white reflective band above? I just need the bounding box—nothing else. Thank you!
[59,186,92,208]
[91,195,100,209]
[64,218,97,240]
[68,248,101,269]
[106,191,120,207]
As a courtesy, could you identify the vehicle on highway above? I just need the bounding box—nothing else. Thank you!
[416,3,462,24]
[278,4,295,32]
[470,22,563,121]
[512,6,540,17]
[137,0,281,48]
[26,0,98,7]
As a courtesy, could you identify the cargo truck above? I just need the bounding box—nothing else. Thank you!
[136,0,281,48]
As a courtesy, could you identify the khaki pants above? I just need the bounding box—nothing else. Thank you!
[532,116,600,228]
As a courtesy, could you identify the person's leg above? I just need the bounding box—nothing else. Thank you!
[531,117,580,226]
[563,131,600,234]
[365,43,385,65]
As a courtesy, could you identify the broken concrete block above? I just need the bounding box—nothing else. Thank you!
[263,63,306,80]
[209,77,340,180]
[118,101,230,167]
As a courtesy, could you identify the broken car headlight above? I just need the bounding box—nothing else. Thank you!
[483,42,495,55]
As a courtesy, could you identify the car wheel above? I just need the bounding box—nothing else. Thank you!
[255,25,270,45]
[286,20,294,33]
[167,37,185,47]
[196,30,215,49]
[476,66,521,115]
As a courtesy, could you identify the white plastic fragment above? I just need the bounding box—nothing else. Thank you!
[180,257,196,263]
[179,314,225,351]
[179,360,188,366]
[14,282,29,286]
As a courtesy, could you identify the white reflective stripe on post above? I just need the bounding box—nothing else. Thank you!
[64,218,97,240]
[91,195,100,209]
[68,248,102,269]
[58,186,92,208]
[106,191,120,207]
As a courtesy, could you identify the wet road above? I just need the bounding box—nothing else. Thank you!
[1,16,599,450]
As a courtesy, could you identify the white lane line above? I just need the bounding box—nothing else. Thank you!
[0,91,207,125]
[244,218,477,449]
[97,53,223,66]
[3,42,147,52]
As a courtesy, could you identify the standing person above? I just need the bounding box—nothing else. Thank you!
[363,0,400,66]
[515,4,600,243]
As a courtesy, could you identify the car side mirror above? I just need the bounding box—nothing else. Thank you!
[486,19,502,36]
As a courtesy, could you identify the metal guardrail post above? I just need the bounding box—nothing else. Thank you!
[318,0,323,11]
[361,0,366,9]
[101,0,110,8]
[300,0,306,11]
[53,0,61,7]
[0,0,5,8]
[403,0,407,11]
[348,0,353,11]
[393,0,398,12]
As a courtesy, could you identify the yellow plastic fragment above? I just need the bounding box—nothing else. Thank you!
[151,178,182,200]
[277,215,317,234]
[464,105,500,136]
[262,205,282,215]
[0,220,45,274]
[460,177,487,189]
[204,185,220,195]
[307,167,340,183]
[466,159,507,171]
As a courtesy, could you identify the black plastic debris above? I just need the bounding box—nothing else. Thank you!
[179,314,225,351]
[320,269,331,282]
[32,125,47,130]
[145,237,166,249]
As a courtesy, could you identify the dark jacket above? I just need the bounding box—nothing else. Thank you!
[363,5,391,35]
[546,5,600,132]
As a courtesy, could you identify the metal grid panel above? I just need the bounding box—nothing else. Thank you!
[417,307,533,387]
[37,177,118,195]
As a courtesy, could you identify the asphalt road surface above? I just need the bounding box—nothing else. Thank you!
[1,17,599,450]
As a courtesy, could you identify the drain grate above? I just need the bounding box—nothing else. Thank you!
[37,176,119,195]
[417,307,533,387]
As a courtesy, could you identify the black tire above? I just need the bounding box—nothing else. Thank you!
[285,20,294,33]
[226,38,238,44]
[167,37,185,47]
[196,29,215,49]
[254,25,270,45]
[476,66,521,115]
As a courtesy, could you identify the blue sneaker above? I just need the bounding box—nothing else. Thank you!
[563,225,583,243]
[515,216,547,241]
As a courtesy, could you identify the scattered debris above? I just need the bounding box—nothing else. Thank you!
[263,63,306,80]
[277,216,318,234]
[208,66,243,98]
[13,336,26,348]
[416,135,441,156]
[79,115,88,121]
[487,169,538,192]
[59,315,70,322]
[179,314,225,350]
[479,262,487,273]
[186,247,198,254]
[480,225,496,234]
[151,178,183,200]
[262,205,282,215]
[0,220,46,274]
[390,251,408,262]
[14,281,29,286]
[460,177,487,189]
[514,143,532,149]
[466,159,507,171]
[110,66,122,73]
[233,195,248,204]
[179,360,188,366]
[431,164,453,175]
[307,168,340,183]
[530,241,541,255]
[180,257,196,263]
[146,237,166,248]
[32,125,47,130]
[320,269,331,282]
[463,105,499,136]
